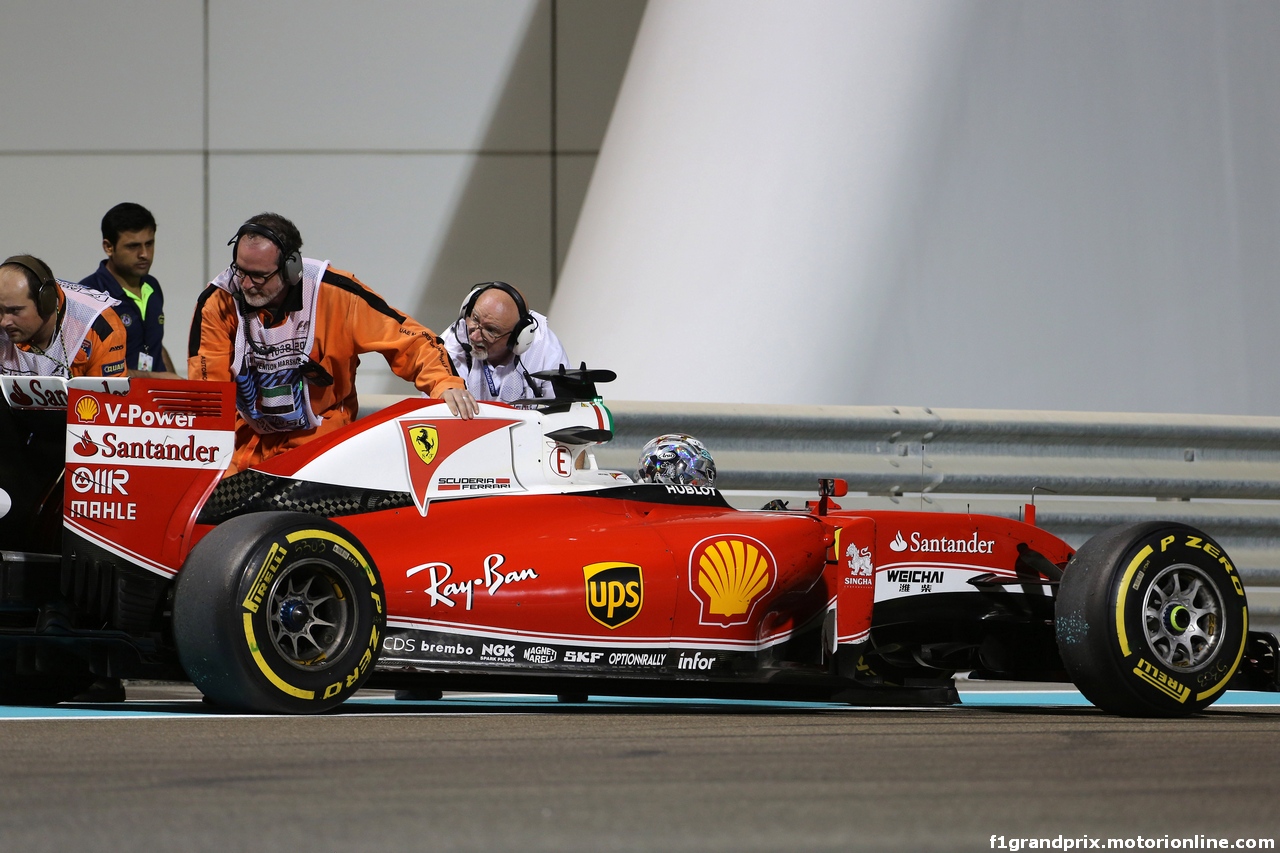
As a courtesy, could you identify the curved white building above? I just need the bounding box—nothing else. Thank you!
[553,1,1280,415]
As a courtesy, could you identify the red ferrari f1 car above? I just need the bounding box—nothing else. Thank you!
[1,371,1275,715]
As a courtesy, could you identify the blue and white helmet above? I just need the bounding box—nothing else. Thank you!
[637,434,717,487]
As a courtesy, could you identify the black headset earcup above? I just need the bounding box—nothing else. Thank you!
[284,251,304,287]
[38,281,58,318]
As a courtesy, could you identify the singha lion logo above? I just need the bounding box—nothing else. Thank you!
[845,544,873,577]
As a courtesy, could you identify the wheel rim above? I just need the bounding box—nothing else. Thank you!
[266,560,356,671]
[1141,563,1224,670]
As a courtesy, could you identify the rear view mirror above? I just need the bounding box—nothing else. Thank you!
[818,478,848,498]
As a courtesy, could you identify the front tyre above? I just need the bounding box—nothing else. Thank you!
[173,512,385,714]
[1056,522,1248,716]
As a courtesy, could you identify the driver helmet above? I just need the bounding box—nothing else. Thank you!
[637,434,716,487]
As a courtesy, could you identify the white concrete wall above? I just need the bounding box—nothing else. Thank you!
[0,0,643,392]
[8,1,1280,416]
[553,0,1280,416]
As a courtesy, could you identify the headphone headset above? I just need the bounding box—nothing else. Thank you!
[227,221,304,290]
[3,254,59,319]
[457,281,538,356]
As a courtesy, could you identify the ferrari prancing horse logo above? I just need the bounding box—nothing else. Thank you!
[408,425,439,465]
[398,415,522,515]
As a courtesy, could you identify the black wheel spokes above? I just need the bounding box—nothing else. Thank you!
[268,564,351,668]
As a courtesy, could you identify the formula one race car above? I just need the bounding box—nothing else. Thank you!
[1,372,1276,716]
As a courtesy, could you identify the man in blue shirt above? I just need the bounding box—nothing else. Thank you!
[80,202,178,377]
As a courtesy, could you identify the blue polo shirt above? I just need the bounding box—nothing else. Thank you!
[79,260,166,371]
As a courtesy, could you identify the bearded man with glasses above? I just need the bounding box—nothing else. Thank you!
[440,281,568,405]
[189,212,474,475]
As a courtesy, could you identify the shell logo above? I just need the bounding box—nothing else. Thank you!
[75,396,100,423]
[688,535,777,627]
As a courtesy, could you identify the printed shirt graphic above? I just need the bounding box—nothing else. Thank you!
[0,281,121,378]
[212,259,326,434]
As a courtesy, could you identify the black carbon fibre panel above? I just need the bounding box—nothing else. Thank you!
[197,470,414,524]
[573,483,733,508]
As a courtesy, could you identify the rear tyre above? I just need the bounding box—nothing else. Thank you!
[1056,522,1248,716]
[173,512,385,714]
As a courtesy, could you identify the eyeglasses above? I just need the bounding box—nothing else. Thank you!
[465,313,513,344]
[230,263,280,287]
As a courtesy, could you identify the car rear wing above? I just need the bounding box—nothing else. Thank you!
[2,375,238,576]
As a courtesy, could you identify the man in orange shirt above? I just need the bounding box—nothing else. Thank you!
[0,255,128,378]
[189,213,476,474]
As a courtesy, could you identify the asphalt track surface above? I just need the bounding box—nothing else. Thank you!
[2,684,1279,853]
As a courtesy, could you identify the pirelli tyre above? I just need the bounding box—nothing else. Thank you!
[1056,521,1248,717]
[173,512,385,714]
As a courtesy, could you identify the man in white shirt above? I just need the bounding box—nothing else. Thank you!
[441,282,569,410]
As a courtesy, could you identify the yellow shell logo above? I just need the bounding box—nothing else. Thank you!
[691,536,776,626]
[74,396,100,423]
[408,425,438,465]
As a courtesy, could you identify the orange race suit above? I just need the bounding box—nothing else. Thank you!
[5,283,129,378]
[188,263,463,474]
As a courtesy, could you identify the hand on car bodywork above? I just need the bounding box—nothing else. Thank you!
[441,387,479,419]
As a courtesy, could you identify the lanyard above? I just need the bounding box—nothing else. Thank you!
[26,314,72,376]
[482,362,501,398]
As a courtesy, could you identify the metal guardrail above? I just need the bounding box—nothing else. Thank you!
[361,396,1280,625]
[595,402,1280,498]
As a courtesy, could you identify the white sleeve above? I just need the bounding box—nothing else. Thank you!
[525,312,569,374]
